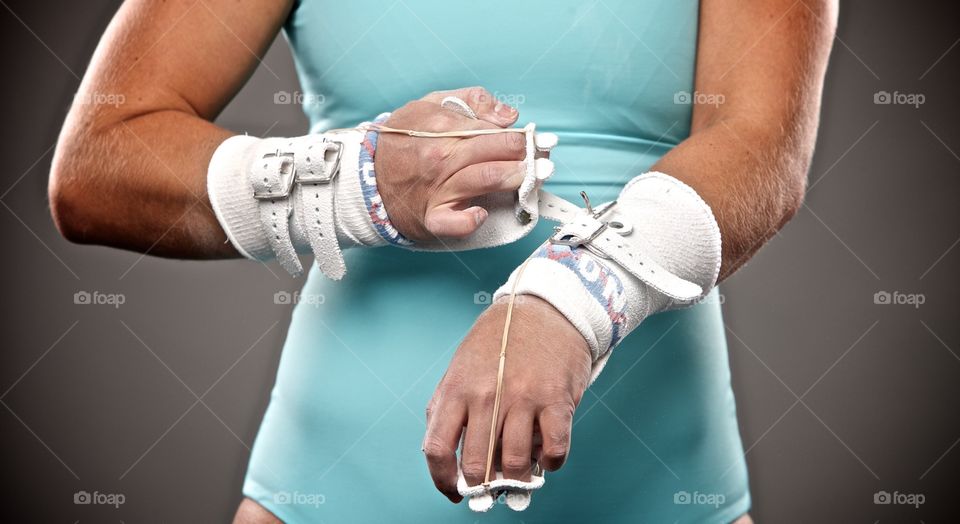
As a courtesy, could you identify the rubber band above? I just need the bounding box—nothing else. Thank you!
[483,256,533,486]
[328,123,527,139]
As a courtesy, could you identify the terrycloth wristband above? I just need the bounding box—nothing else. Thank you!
[207,120,408,278]
[493,172,723,383]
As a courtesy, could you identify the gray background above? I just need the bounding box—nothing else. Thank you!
[1,0,958,522]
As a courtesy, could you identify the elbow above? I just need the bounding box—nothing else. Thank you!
[48,126,101,245]
[777,157,810,228]
[48,160,88,244]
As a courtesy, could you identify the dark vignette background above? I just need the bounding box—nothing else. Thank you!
[1,0,957,522]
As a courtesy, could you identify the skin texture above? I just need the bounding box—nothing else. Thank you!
[422,0,838,506]
[47,0,838,521]
[375,93,528,240]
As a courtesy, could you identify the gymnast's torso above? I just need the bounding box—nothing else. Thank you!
[243,1,751,521]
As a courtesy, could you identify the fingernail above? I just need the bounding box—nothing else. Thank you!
[509,164,526,187]
[495,102,517,118]
[475,208,489,226]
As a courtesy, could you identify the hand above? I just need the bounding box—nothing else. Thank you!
[422,295,592,503]
[376,87,529,241]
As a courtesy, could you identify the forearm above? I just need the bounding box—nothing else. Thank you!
[50,107,236,258]
[652,113,813,280]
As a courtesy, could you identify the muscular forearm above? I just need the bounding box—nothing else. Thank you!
[652,113,812,280]
[653,0,837,281]
[50,107,237,258]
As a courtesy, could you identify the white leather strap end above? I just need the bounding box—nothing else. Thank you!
[411,126,558,252]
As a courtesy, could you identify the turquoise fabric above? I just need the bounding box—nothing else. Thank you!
[244,1,750,522]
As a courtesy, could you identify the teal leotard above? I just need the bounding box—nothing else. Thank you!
[243,1,751,522]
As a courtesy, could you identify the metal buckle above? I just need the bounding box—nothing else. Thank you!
[546,191,621,258]
[253,150,296,200]
[296,141,342,184]
[548,218,608,247]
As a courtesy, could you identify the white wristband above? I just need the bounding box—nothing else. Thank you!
[493,172,722,383]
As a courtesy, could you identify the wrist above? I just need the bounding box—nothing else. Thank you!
[489,294,592,361]
[493,171,722,384]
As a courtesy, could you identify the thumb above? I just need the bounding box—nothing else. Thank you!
[424,204,488,239]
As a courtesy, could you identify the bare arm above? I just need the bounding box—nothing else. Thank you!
[657,0,838,279]
[49,0,292,258]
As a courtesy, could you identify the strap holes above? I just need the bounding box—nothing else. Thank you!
[315,207,319,212]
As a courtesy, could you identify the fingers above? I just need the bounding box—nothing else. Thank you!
[422,86,518,127]
[536,403,574,471]
[460,400,497,488]
[424,203,488,239]
[438,161,526,202]
[500,408,536,481]
[423,399,467,503]
[447,129,527,173]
